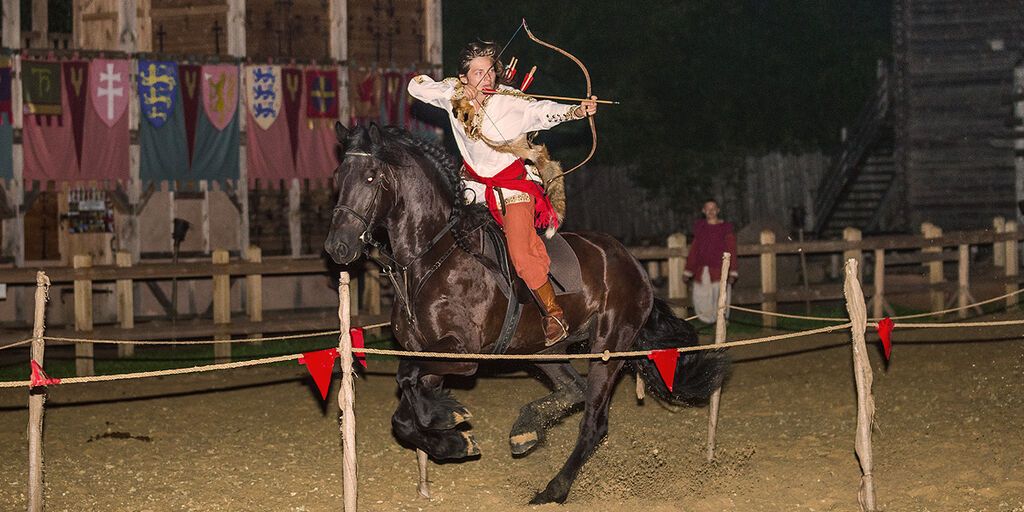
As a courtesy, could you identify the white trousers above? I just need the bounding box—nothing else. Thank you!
[692,266,732,323]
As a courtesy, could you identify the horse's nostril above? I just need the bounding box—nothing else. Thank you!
[334,243,350,260]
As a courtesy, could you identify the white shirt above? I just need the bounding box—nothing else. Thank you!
[407,75,578,204]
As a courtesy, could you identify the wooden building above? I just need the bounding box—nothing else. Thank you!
[813,0,1024,236]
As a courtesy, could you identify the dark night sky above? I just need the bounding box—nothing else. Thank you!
[441,1,892,204]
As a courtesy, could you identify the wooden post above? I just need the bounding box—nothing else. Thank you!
[2,0,21,49]
[957,244,969,319]
[1005,221,1019,310]
[73,255,94,377]
[349,275,360,316]
[921,223,944,315]
[872,249,885,319]
[226,0,246,57]
[843,227,863,282]
[30,0,46,48]
[645,260,660,282]
[706,253,730,461]
[115,252,135,358]
[843,258,878,511]
[27,271,50,512]
[759,230,777,328]
[993,216,1006,267]
[245,246,263,342]
[212,249,231,362]
[337,272,358,511]
[288,179,302,257]
[667,233,688,316]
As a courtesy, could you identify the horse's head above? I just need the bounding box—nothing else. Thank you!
[325,122,396,264]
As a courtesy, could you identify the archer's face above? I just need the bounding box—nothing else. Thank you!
[702,201,720,219]
[461,56,496,91]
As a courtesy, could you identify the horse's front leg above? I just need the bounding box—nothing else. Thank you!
[530,358,625,504]
[391,360,480,460]
[509,363,586,456]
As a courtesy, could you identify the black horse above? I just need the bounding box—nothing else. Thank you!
[325,123,729,504]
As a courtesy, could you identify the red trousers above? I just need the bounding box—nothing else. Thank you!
[501,201,551,290]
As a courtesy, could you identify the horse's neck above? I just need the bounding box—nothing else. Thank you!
[386,166,453,265]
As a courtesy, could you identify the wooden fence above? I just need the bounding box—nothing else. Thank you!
[1,217,1022,376]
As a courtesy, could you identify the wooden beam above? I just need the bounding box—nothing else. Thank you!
[116,251,135,357]
[226,0,245,57]
[212,249,231,362]
[73,254,95,376]
[2,0,21,49]
[666,232,688,317]
[759,230,777,328]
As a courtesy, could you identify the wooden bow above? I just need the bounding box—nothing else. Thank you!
[522,20,597,186]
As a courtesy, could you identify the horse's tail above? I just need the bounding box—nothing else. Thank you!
[630,298,730,407]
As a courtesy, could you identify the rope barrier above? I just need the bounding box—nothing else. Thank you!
[728,286,1024,323]
[0,322,393,348]
[0,322,852,388]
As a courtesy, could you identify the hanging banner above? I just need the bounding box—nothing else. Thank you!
[246,65,281,130]
[80,61,129,183]
[23,76,77,183]
[383,70,403,125]
[246,90,293,184]
[22,61,62,115]
[201,64,239,131]
[295,74,338,182]
[89,59,129,128]
[179,64,201,164]
[0,57,12,123]
[140,84,189,185]
[137,60,179,128]
[349,68,380,125]
[305,68,338,121]
[191,98,239,184]
[282,67,303,164]
[63,61,89,165]
[0,112,12,180]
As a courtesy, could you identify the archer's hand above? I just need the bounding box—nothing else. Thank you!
[580,96,598,116]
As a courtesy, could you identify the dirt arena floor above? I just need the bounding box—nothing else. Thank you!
[1,316,1023,511]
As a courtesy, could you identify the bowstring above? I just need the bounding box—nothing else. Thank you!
[469,20,527,152]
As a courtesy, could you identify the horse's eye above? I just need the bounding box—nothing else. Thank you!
[366,176,375,183]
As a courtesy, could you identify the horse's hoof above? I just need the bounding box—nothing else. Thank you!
[461,431,481,457]
[509,431,540,456]
[528,485,569,505]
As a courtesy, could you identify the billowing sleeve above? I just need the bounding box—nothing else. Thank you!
[519,98,582,132]
[407,75,456,109]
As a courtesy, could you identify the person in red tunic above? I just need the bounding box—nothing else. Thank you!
[683,199,738,323]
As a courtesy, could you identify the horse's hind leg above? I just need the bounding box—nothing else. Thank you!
[509,363,586,456]
[530,358,626,505]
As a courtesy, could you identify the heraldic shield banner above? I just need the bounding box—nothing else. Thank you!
[201,64,239,131]
[137,60,179,128]
[247,65,281,130]
[90,59,129,128]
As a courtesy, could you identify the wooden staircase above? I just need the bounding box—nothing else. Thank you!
[813,64,897,238]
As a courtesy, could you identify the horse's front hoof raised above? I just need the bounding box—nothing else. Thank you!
[509,430,541,456]
[418,403,473,431]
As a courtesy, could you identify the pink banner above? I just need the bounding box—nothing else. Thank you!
[23,77,77,182]
[90,59,129,128]
[201,64,238,131]
[248,66,336,185]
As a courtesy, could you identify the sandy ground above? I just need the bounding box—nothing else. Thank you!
[1,318,1023,511]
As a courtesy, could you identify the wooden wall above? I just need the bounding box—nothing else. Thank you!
[898,0,1024,229]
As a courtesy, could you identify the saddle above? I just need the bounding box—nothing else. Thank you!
[475,223,584,354]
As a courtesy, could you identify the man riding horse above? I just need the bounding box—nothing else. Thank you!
[408,40,599,345]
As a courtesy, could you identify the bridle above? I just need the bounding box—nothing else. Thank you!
[332,150,460,322]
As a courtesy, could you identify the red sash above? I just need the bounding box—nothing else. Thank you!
[462,159,558,229]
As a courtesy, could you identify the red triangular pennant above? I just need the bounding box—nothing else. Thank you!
[350,327,367,368]
[30,360,61,387]
[877,317,894,361]
[299,348,339,400]
[647,349,680,392]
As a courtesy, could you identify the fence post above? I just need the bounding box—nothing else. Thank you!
[1005,221,1019,310]
[667,232,688,316]
[115,251,135,358]
[921,223,945,316]
[843,258,878,511]
[872,249,885,319]
[27,271,50,512]
[73,254,94,376]
[212,249,231,362]
[706,253,730,461]
[843,227,863,280]
[337,271,358,512]
[957,244,969,319]
[993,216,1006,267]
[245,246,263,343]
[759,230,776,328]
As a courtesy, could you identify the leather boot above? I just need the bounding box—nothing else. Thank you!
[532,280,569,346]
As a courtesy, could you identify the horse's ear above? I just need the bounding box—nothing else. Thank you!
[334,121,348,143]
[368,122,382,146]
